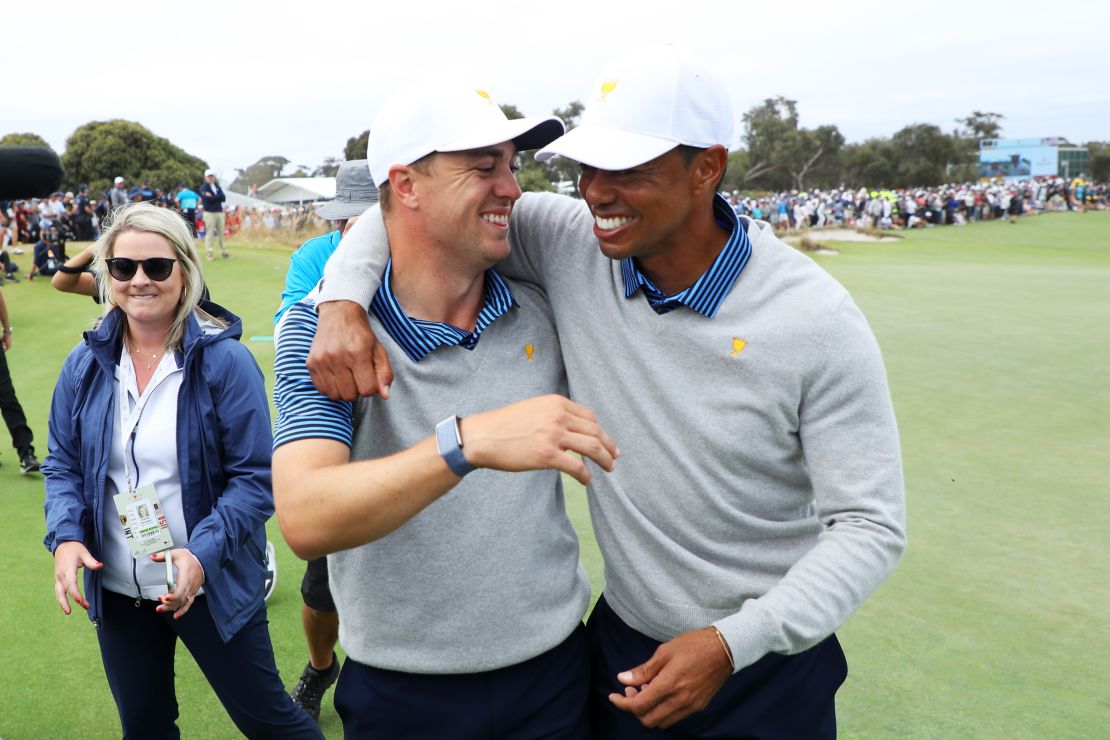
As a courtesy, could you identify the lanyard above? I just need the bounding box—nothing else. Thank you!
[118,348,175,494]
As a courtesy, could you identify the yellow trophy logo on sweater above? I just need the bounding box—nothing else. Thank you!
[599,80,618,102]
[730,338,747,358]
[525,343,535,362]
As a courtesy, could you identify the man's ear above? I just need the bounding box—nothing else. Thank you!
[388,165,420,210]
[690,145,729,197]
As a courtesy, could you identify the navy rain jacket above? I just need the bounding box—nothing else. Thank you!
[43,301,273,642]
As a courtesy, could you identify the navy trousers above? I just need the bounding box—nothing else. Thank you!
[335,623,592,739]
[97,590,322,739]
[587,596,847,739]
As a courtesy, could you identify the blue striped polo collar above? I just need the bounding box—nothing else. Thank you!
[620,193,752,317]
[370,259,516,363]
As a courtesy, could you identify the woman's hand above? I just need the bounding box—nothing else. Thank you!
[53,541,102,615]
[152,548,206,620]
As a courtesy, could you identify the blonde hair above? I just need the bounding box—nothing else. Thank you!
[93,202,225,351]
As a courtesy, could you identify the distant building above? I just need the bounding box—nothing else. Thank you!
[979,138,1089,180]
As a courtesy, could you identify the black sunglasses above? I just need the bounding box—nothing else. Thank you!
[105,257,177,282]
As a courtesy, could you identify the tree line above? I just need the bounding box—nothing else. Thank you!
[5,102,1108,199]
[1,123,207,197]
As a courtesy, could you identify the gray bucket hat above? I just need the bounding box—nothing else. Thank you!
[317,159,379,220]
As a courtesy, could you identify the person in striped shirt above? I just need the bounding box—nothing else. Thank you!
[271,84,617,739]
[308,45,905,739]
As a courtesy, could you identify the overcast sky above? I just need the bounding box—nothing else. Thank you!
[4,0,1106,183]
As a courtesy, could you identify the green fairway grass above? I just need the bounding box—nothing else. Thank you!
[1,212,1106,737]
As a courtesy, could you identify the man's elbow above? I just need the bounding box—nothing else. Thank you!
[275,507,327,561]
[890,521,908,564]
[872,513,908,574]
[289,538,327,562]
[273,479,325,560]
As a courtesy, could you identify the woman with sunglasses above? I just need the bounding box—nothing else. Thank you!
[42,203,321,738]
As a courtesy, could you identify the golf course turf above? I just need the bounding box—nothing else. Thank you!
[1,211,1105,737]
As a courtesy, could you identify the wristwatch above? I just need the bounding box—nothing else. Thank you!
[436,415,475,478]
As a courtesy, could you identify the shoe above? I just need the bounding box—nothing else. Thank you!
[20,453,41,475]
[263,540,277,602]
[206,253,214,262]
[5,274,18,283]
[221,252,231,259]
[290,654,340,721]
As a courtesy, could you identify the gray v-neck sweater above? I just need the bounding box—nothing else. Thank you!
[322,193,905,673]
[327,281,590,673]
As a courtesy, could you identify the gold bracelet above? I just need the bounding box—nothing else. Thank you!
[711,625,735,671]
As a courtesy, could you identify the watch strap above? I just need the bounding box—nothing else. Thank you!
[436,416,475,477]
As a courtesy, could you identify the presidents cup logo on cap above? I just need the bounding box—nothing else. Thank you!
[536,44,734,171]
[598,79,619,103]
[476,89,495,105]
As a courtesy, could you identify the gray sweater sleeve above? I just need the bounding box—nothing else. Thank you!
[712,294,906,671]
[318,193,591,307]
[317,204,390,307]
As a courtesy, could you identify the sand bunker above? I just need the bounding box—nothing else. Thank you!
[782,227,902,255]
[804,228,901,243]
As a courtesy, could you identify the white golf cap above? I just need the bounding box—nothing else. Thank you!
[536,44,734,170]
[204,169,217,177]
[114,176,125,184]
[367,82,565,187]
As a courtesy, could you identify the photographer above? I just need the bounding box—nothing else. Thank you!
[27,220,66,280]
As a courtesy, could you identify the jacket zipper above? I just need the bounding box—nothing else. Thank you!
[92,411,108,628]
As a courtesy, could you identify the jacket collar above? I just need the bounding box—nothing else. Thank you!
[84,300,243,375]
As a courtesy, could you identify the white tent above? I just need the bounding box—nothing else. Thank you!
[225,190,281,211]
[257,177,336,204]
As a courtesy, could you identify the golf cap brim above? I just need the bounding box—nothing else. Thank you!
[440,116,565,157]
[535,124,679,170]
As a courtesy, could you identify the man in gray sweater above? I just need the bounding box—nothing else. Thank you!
[310,46,906,738]
[272,83,616,738]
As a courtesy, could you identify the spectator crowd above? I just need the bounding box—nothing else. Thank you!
[724,175,1107,231]
[1,177,328,281]
[2,173,1105,284]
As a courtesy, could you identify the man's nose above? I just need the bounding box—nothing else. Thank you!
[496,166,522,201]
[580,170,615,205]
